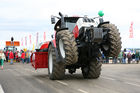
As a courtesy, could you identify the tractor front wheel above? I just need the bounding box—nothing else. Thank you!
[48,45,65,80]
[82,58,102,79]
[101,23,122,57]
[56,30,78,65]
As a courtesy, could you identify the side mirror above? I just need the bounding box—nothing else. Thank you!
[51,16,55,24]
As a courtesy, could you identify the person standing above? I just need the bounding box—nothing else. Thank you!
[9,51,14,64]
[15,51,20,62]
[18,51,21,62]
[127,52,132,64]
[105,56,109,64]
[132,53,135,63]
[113,56,118,64]
[6,50,9,62]
[135,51,139,64]
[101,53,105,63]
[118,52,122,64]
[26,50,30,63]
[122,51,126,64]
[0,50,6,70]
[21,51,25,64]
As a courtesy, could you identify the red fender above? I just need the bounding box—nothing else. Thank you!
[40,41,49,49]
[72,25,79,38]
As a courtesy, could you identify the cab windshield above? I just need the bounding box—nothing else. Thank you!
[65,17,79,32]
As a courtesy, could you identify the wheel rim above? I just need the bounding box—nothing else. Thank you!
[49,50,53,74]
[59,39,65,58]
[102,44,109,51]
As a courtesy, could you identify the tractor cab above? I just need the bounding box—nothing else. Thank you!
[53,16,100,34]
[54,17,80,32]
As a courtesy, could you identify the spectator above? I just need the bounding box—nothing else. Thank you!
[132,53,135,63]
[135,51,139,64]
[122,51,126,64]
[113,56,117,64]
[6,50,9,62]
[17,51,21,62]
[0,50,6,70]
[21,51,25,64]
[26,50,30,63]
[101,53,105,63]
[105,56,109,64]
[9,51,14,64]
[118,52,122,64]
[15,51,18,62]
[127,52,132,64]
[15,51,20,62]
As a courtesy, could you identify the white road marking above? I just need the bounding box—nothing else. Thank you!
[12,69,21,76]
[125,82,140,87]
[56,80,68,86]
[94,85,121,93]
[0,84,4,93]
[24,68,36,73]
[35,78,44,84]
[77,89,88,93]
[101,76,116,81]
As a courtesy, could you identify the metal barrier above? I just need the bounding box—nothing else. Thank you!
[30,52,48,70]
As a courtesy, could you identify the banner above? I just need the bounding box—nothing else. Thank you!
[36,32,39,45]
[21,38,23,46]
[129,22,133,38]
[29,35,31,45]
[25,36,27,46]
[44,32,46,41]
[32,43,35,51]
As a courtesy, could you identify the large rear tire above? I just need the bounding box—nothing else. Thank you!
[82,58,102,79]
[101,23,122,57]
[56,30,78,65]
[48,45,65,80]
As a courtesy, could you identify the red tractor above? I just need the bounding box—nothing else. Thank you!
[31,11,122,80]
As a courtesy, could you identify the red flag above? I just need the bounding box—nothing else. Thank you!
[25,36,27,46]
[44,32,46,41]
[21,38,23,46]
[129,22,133,38]
[36,32,39,45]
[29,35,31,44]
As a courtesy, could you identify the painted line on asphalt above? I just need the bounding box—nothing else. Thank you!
[35,78,44,84]
[12,69,21,76]
[101,76,116,81]
[77,89,88,93]
[125,82,140,87]
[24,68,36,73]
[0,84,4,93]
[94,85,120,93]
[56,80,68,86]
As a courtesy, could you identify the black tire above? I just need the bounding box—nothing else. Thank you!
[82,58,102,79]
[56,30,78,65]
[101,23,122,57]
[48,45,65,80]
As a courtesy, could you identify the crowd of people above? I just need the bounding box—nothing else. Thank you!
[0,48,140,70]
[0,49,33,70]
[121,51,140,64]
[102,50,140,64]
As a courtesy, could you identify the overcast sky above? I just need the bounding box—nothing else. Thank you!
[0,0,140,50]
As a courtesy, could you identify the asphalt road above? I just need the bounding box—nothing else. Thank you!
[0,62,140,93]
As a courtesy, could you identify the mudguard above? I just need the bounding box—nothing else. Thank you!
[97,21,110,27]
[49,40,64,63]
